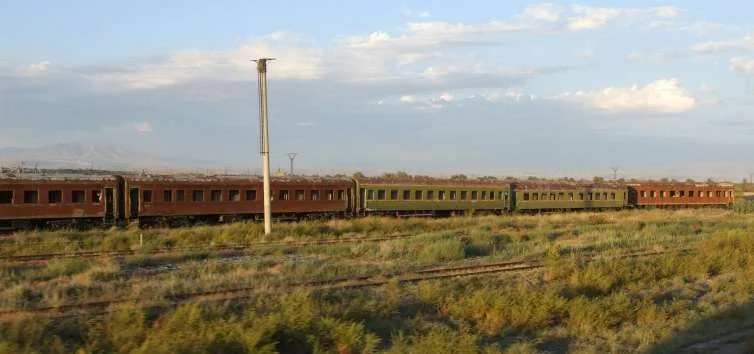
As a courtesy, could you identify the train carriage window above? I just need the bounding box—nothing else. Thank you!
[579,192,584,200]
[73,190,86,204]
[610,193,616,200]
[415,190,422,200]
[660,191,666,199]
[367,190,374,201]
[480,191,487,200]
[471,191,478,200]
[192,190,204,202]
[688,190,694,197]
[551,193,557,200]
[141,190,152,204]
[229,190,240,202]
[641,191,647,198]
[594,193,600,201]
[498,192,503,200]
[532,193,539,201]
[558,192,565,200]
[403,190,411,200]
[602,192,608,200]
[716,191,722,198]
[650,191,656,198]
[245,190,256,201]
[707,191,712,198]
[390,190,398,200]
[427,191,435,200]
[0,191,12,204]
[670,191,676,198]
[48,190,62,204]
[337,190,344,200]
[568,193,574,201]
[211,190,223,202]
[460,191,467,200]
[92,190,102,203]
[377,190,386,200]
[450,191,457,200]
[280,190,290,201]
[24,191,38,204]
[294,190,305,201]
[311,190,320,201]
[439,191,446,200]
[504,192,509,201]
[523,192,530,201]
[163,190,173,203]
[176,190,185,202]
[679,191,685,197]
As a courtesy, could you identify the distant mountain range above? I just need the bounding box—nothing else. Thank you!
[0,143,213,171]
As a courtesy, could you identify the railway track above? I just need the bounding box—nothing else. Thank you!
[0,233,424,264]
[0,247,690,319]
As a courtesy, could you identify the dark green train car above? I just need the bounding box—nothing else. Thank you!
[513,182,627,211]
[354,177,513,216]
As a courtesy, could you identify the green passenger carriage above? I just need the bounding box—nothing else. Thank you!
[513,182,627,211]
[354,177,513,216]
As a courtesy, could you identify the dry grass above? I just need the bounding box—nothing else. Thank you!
[1,208,754,352]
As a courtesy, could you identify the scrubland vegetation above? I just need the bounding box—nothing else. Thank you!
[2,208,754,353]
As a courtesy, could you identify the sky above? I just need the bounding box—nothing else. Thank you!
[1,0,754,180]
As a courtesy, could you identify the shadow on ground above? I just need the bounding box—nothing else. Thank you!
[648,299,754,353]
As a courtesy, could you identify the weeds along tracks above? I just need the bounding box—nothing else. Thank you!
[0,247,691,319]
[0,233,425,264]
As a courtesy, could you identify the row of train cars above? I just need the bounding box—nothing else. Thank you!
[0,173,736,230]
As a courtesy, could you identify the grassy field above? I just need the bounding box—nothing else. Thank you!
[2,208,754,353]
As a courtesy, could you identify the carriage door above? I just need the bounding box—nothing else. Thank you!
[129,188,140,218]
[105,188,114,221]
[359,188,366,210]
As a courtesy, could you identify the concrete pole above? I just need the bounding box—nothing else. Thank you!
[255,58,274,235]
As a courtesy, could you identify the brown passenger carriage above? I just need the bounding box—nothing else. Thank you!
[0,175,119,230]
[627,182,735,208]
[123,175,354,225]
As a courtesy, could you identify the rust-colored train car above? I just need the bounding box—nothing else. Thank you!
[123,175,354,224]
[0,175,120,229]
[627,182,735,208]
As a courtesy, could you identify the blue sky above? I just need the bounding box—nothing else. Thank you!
[1,1,754,179]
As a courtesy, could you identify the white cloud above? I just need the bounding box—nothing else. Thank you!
[400,5,431,18]
[134,122,153,134]
[731,57,754,75]
[346,4,680,56]
[518,4,561,23]
[693,35,754,54]
[485,90,528,102]
[649,20,737,35]
[91,32,325,89]
[567,5,679,31]
[399,95,416,103]
[555,79,696,113]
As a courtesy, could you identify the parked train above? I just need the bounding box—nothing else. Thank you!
[0,173,736,230]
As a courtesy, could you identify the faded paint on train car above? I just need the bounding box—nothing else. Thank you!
[354,177,512,215]
[123,175,353,220]
[627,182,734,207]
[0,176,119,228]
[513,182,627,211]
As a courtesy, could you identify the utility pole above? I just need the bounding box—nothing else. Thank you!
[611,167,619,181]
[254,58,275,235]
[287,153,298,176]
